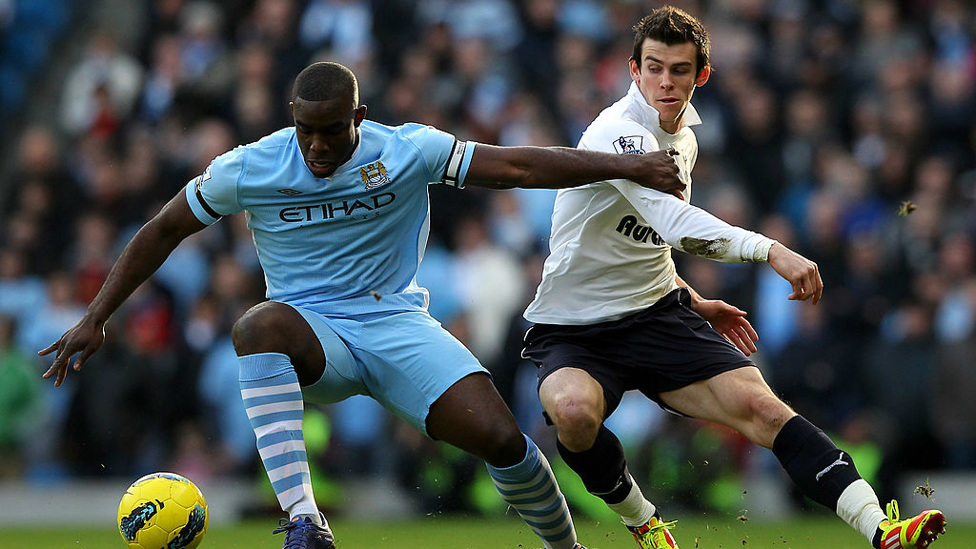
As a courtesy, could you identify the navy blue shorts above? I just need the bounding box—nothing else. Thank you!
[522,288,753,418]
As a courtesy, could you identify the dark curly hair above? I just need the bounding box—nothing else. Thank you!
[631,6,710,76]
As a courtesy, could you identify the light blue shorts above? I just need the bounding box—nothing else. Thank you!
[284,303,487,435]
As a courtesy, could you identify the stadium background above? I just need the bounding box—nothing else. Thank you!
[0,0,974,538]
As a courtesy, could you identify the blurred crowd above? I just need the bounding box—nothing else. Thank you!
[1,0,975,517]
[0,0,71,117]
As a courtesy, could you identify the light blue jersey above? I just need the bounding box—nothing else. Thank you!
[185,120,476,316]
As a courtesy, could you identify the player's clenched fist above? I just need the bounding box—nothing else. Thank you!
[638,148,685,198]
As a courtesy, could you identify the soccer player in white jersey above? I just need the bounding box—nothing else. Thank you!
[39,62,690,549]
[522,7,945,549]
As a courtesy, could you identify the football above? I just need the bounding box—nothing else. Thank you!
[117,472,209,549]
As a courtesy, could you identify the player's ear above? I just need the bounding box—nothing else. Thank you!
[695,65,711,87]
[629,57,641,82]
[354,105,367,126]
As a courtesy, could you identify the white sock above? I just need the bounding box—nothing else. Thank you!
[296,513,327,527]
[607,475,657,527]
[836,479,887,542]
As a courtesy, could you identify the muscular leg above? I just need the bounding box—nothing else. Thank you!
[660,367,887,544]
[233,302,328,525]
[427,373,578,549]
[426,372,525,466]
[539,368,658,527]
[658,366,793,448]
[233,301,326,384]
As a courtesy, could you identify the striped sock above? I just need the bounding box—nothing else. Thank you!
[486,434,577,549]
[239,352,320,521]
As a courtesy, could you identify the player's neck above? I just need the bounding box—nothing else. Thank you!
[659,120,680,134]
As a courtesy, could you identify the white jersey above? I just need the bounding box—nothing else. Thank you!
[524,82,775,325]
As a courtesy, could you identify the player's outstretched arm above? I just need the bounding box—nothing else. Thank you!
[463,143,685,196]
[608,181,822,305]
[38,193,207,386]
[766,243,823,304]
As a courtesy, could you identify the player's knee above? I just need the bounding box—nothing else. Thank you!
[479,423,528,467]
[231,302,294,355]
[746,394,794,448]
[548,398,602,452]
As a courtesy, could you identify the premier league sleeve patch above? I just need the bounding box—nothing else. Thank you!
[189,162,222,222]
[612,135,645,155]
[193,163,212,192]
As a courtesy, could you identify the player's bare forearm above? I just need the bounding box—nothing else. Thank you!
[88,197,204,321]
[88,193,205,322]
[39,195,206,385]
[90,225,186,319]
[464,144,684,195]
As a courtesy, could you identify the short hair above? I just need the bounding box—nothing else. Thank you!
[291,62,359,104]
[631,6,710,76]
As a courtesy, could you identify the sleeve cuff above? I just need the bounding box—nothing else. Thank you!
[751,238,778,262]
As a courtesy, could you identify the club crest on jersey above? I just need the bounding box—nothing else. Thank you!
[612,135,645,155]
[360,161,391,189]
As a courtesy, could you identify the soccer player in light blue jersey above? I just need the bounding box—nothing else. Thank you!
[40,62,688,549]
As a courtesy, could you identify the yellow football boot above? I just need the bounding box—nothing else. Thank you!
[626,515,678,549]
[878,500,946,549]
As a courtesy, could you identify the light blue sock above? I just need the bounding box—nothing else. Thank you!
[239,352,321,523]
[486,434,578,549]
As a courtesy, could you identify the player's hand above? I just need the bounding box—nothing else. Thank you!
[38,315,106,387]
[767,243,823,304]
[694,299,759,356]
[637,148,685,199]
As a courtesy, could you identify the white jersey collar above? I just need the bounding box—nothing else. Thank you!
[627,81,702,129]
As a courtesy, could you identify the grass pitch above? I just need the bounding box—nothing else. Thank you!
[3,514,970,549]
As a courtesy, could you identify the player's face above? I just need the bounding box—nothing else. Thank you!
[630,38,710,134]
[291,96,366,178]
